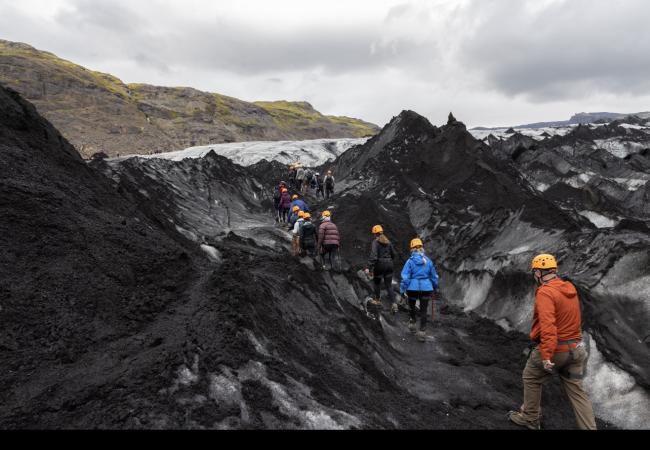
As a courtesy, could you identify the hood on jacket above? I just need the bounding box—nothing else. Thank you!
[409,251,428,265]
[543,278,578,299]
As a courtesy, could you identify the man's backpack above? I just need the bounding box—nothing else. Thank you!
[325,176,334,189]
[301,222,317,244]
[273,187,281,201]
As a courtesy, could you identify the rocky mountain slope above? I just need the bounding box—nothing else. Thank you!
[484,120,650,225]
[1,85,646,429]
[326,112,650,428]
[0,39,378,159]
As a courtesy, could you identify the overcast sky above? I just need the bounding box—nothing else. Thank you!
[1,0,649,128]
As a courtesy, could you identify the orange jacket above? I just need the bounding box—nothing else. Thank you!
[530,278,583,361]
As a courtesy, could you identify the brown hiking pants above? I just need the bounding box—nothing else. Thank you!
[292,235,300,256]
[520,344,597,430]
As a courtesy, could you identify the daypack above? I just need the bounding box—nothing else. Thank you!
[273,187,281,202]
[325,176,334,189]
[305,170,313,183]
[301,222,317,245]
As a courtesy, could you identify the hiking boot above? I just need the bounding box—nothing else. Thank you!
[391,303,399,314]
[507,411,540,430]
[416,330,426,342]
[370,298,382,309]
[408,320,417,334]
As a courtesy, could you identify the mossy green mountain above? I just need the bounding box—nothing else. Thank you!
[0,40,379,158]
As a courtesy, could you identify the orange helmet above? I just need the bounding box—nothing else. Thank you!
[372,225,384,235]
[292,195,299,200]
[322,211,332,218]
[298,211,306,219]
[410,238,424,250]
[304,213,312,220]
[531,254,558,270]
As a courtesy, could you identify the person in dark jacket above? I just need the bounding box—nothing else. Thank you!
[317,211,340,270]
[272,181,286,222]
[400,238,439,342]
[288,206,301,231]
[288,165,297,190]
[324,171,335,199]
[315,173,325,199]
[278,188,292,223]
[365,225,398,314]
[300,213,318,256]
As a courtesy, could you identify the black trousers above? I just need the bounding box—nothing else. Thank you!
[373,264,395,304]
[326,187,334,199]
[280,207,289,223]
[321,244,339,268]
[302,241,316,257]
[407,291,433,331]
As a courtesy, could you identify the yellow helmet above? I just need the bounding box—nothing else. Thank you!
[298,211,306,218]
[322,211,332,218]
[531,254,558,270]
[304,213,312,220]
[292,206,301,212]
[372,225,384,235]
[292,195,299,200]
[410,238,424,250]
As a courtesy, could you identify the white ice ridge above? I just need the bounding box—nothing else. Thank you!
[140,138,369,167]
[584,333,650,430]
[578,211,619,229]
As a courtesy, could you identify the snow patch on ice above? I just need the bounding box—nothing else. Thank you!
[508,245,530,256]
[141,138,368,167]
[533,182,550,192]
[612,178,648,192]
[578,211,618,228]
[462,273,495,312]
[235,360,361,429]
[386,190,396,200]
[584,333,650,429]
[594,139,646,159]
[245,329,271,357]
[175,225,198,242]
[200,244,222,263]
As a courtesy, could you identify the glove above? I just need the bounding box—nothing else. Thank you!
[542,360,555,373]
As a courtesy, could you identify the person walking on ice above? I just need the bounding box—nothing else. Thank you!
[365,225,398,315]
[508,254,597,430]
[400,238,439,343]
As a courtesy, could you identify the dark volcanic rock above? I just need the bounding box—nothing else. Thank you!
[0,86,642,429]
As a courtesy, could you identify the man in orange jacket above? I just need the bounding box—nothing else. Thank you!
[508,254,597,430]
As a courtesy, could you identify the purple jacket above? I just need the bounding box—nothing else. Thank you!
[279,192,292,209]
[318,219,340,247]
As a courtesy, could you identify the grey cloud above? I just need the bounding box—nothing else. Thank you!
[55,0,144,33]
[457,0,650,101]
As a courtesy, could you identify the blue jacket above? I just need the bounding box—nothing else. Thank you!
[290,199,310,213]
[400,251,439,294]
[288,213,299,229]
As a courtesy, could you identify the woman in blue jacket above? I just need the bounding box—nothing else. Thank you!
[400,238,439,342]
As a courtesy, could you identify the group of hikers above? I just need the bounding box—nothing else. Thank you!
[286,163,336,199]
[272,165,597,431]
[272,178,438,343]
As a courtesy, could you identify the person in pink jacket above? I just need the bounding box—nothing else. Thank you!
[317,211,341,270]
[278,188,292,223]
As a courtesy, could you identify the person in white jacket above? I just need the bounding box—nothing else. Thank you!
[292,211,306,256]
